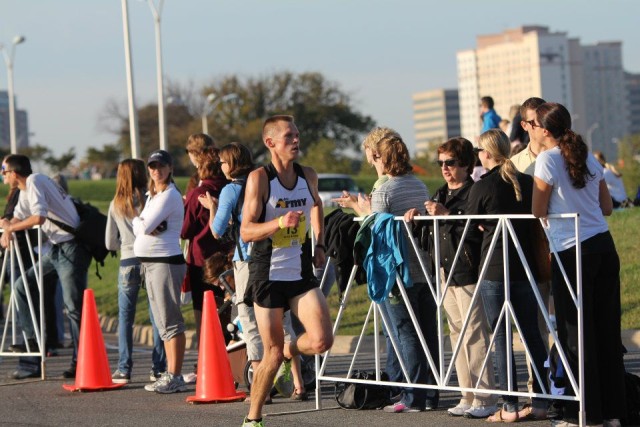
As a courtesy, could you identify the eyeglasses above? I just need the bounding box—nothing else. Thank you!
[524,119,540,129]
[1,165,14,175]
[436,159,458,168]
[473,147,484,155]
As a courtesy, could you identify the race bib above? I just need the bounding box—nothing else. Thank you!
[272,214,307,248]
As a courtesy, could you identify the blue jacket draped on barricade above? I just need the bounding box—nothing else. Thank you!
[362,212,413,303]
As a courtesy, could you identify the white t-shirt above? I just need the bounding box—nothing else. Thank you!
[14,173,78,244]
[603,168,627,203]
[534,146,608,251]
[132,183,183,258]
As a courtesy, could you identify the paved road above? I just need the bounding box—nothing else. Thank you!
[2,330,639,427]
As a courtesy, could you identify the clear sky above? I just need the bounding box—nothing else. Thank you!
[1,0,639,158]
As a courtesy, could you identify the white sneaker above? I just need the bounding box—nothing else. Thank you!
[182,372,197,384]
[447,403,471,416]
[464,405,497,419]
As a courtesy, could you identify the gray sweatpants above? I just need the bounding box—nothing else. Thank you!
[142,262,186,341]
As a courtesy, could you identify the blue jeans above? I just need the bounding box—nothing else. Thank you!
[383,281,439,409]
[480,280,548,411]
[377,300,402,396]
[15,240,91,368]
[117,264,166,374]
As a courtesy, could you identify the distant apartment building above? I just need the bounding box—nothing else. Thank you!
[626,72,640,136]
[0,90,30,150]
[413,89,460,157]
[457,26,627,161]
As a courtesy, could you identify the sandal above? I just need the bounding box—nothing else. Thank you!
[486,408,520,423]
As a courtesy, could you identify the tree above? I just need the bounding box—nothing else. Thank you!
[202,72,376,161]
[100,71,375,171]
[84,144,123,178]
[45,148,76,173]
[301,139,356,174]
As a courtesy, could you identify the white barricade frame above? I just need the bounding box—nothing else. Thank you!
[311,213,586,426]
[0,225,47,380]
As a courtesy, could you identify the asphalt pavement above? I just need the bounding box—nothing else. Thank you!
[2,329,640,427]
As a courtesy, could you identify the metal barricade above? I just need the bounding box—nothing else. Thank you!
[0,225,46,379]
[314,213,586,425]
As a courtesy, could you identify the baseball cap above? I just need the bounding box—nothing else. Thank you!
[147,149,172,167]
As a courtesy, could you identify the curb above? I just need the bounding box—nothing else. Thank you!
[99,315,640,355]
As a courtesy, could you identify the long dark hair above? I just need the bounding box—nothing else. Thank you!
[536,102,594,189]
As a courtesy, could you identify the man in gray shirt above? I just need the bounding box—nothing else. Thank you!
[0,154,91,379]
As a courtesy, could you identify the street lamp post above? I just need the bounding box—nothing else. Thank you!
[120,0,141,159]
[586,122,600,152]
[201,93,238,135]
[145,0,167,151]
[0,35,26,154]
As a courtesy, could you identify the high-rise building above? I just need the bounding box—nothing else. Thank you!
[626,72,640,136]
[457,26,627,161]
[413,89,460,157]
[0,90,30,150]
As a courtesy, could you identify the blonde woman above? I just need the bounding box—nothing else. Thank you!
[467,129,547,422]
[333,128,387,215]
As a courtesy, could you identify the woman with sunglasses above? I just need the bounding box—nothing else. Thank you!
[467,129,548,422]
[404,137,497,418]
[532,103,624,427]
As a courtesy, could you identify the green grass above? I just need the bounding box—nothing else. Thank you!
[608,208,640,329]
[2,176,640,334]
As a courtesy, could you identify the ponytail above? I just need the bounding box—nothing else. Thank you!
[500,159,523,202]
[536,103,595,189]
[558,129,594,189]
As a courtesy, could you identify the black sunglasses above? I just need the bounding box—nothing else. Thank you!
[473,147,484,155]
[436,159,458,168]
[524,119,540,129]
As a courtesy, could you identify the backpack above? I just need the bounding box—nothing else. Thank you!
[47,198,115,278]
[334,370,390,410]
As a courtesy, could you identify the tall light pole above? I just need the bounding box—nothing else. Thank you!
[0,35,26,154]
[121,0,140,159]
[145,0,167,151]
[201,93,238,135]
[586,122,600,152]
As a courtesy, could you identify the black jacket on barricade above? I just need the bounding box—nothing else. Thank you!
[324,209,367,294]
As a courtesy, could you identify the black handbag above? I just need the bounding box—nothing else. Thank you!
[334,370,390,410]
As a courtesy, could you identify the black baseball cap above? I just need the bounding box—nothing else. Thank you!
[147,149,172,167]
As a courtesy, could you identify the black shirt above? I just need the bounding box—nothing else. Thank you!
[466,165,536,282]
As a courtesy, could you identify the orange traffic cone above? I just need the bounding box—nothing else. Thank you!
[63,289,125,392]
[186,290,246,403]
